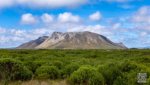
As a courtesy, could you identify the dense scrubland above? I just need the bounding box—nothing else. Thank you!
[0,49,150,85]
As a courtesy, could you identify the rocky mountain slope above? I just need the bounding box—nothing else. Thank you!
[16,36,48,49]
[17,31,127,49]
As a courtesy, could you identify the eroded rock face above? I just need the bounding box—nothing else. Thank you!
[17,31,127,49]
[16,36,48,49]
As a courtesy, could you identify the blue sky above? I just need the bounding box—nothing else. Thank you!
[0,0,150,48]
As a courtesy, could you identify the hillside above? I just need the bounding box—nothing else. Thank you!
[17,31,127,49]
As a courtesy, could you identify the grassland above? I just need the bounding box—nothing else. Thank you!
[0,49,150,85]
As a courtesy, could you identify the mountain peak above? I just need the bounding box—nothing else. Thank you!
[52,32,63,35]
[38,36,49,40]
[17,31,127,49]
[51,32,63,39]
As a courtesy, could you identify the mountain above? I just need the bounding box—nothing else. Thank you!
[116,42,127,48]
[16,36,48,49]
[17,31,127,49]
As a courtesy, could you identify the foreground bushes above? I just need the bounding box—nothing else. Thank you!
[0,58,32,84]
[0,49,150,85]
[35,65,59,79]
[69,66,104,85]
[62,63,79,78]
[97,63,121,85]
[113,61,150,85]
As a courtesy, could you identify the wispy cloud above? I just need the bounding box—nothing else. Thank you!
[0,27,54,48]
[0,0,88,9]
[132,6,150,23]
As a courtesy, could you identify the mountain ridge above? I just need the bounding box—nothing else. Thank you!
[17,31,127,49]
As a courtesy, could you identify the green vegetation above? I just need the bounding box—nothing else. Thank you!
[69,65,104,85]
[0,49,150,85]
[35,65,59,79]
[0,58,32,85]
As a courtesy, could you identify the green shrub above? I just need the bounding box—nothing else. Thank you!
[97,63,121,85]
[120,61,139,72]
[24,61,40,73]
[14,66,32,81]
[69,65,104,85]
[113,61,150,85]
[62,63,79,78]
[35,65,59,79]
[0,58,32,84]
[52,61,64,69]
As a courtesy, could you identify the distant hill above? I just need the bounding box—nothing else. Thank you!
[17,31,127,49]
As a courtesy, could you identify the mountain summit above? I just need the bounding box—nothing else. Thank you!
[17,31,127,49]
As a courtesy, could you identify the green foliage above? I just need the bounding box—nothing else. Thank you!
[0,49,150,85]
[52,60,64,69]
[24,61,40,73]
[62,63,79,78]
[97,63,121,85]
[14,66,32,81]
[69,66,104,85]
[113,61,150,85]
[35,65,59,79]
[0,58,32,84]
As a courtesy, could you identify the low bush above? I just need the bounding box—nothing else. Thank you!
[14,66,32,81]
[35,65,59,79]
[24,61,41,73]
[62,63,79,78]
[52,61,64,69]
[0,58,32,84]
[113,61,150,85]
[69,65,104,85]
[97,63,121,85]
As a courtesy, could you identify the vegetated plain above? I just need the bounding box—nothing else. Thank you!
[0,49,150,85]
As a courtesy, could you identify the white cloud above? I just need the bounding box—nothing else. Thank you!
[9,29,26,36]
[132,6,150,23]
[0,27,54,48]
[33,28,52,35]
[0,27,6,34]
[0,0,87,9]
[58,12,80,23]
[41,13,54,23]
[18,0,87,8]
[68,24,112,36]
[0,0,14,8]
[89,11,102,21]
[140,32,148,37]
[112,23,121,30]
[20,12,81,25]
[21,13,37,25]
[129,6,150,32]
